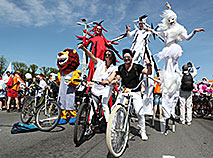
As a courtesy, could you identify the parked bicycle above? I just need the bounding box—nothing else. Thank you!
[73,79,115,146]
[20,81,61,131]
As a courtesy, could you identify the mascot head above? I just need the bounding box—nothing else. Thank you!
[159,9,177,31]
[57,48,80,71]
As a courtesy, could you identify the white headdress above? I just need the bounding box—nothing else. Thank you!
[158,9,177,31]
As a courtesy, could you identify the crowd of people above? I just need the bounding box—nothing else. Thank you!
[0,71,59,113]
[0,2,211,144]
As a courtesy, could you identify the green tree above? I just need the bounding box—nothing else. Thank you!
[12,62,28,77]
[49,67,59,75]
[0,56,8,74]
[39,66,50,77]
[29,64,38,78]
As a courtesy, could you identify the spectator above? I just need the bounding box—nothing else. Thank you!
[3,71,11,84]
[7,71,25,112]
[153,70,162,120]
[179,62,197,125]
[6,73,15,112]
[0,77,6,111]
[36,74,47,98]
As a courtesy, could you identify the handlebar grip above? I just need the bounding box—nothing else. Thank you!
[73,79,82,82]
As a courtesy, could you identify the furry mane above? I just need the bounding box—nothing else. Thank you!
[158,9,177,31]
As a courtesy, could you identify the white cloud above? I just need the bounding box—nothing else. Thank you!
[0,0,130,27]
[0,0,30,25]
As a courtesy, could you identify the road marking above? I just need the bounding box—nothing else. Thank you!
[162,155,175,158]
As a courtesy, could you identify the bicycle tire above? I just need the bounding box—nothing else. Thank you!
[193,103,205,118]
[35,101,61,131]
[106,104,129,157]
[74,102,89,146]
[20,96,34,124]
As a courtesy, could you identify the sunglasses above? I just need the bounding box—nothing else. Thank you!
[124,56,131,60]
[105,54,112,58]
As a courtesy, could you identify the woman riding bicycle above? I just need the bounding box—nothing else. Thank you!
[78,44,118,126]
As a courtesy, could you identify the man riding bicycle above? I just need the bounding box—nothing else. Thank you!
[111,49,152,140]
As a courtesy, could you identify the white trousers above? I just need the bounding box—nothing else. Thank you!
[179,90,192,123]
[114,91,146,133]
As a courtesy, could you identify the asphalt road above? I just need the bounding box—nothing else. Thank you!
[0,111,212,158]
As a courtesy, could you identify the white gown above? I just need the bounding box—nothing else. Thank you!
[157,23,195,119]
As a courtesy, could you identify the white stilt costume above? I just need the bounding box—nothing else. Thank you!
[127,15,154,115]
[156,8,202,119]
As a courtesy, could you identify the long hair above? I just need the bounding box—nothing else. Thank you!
[103,50,116,66]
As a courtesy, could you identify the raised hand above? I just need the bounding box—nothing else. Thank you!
[166,2,172,10]
[194,28,205,33]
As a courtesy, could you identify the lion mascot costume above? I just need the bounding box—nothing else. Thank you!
[57,48,80,125]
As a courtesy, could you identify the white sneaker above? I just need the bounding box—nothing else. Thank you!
[187,122,191,126]
[181,121,185,125]
[141,132,148,141]
[164,130,168,136]
[172,124,175,132]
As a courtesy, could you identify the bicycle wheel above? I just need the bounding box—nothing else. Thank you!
[36,101,61,131]
[74,102,89,146]
[106,104,129,157]
[20,96,34,124]
[193,103,205,118]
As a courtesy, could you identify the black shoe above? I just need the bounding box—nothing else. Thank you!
[7,109,11,113]
[17,109,22,113]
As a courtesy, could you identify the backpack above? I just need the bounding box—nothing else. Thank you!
[181,73,194,91]
[11,122,38,134]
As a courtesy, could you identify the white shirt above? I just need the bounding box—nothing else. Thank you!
[92,59,118,96]
[0,80,6,98]
[38,79,47,97]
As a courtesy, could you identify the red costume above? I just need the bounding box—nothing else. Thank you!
[76,21,122,80]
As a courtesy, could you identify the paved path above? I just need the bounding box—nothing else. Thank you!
[0,111,212,158]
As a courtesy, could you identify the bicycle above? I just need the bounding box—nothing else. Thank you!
[73,79,114,146]
[193,90,212,118]
[20,81,61,131]
[106,77,152,157]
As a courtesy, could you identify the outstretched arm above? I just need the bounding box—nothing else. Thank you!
[181,28,205,40]
[166,2,172,10]
[78,44,98,64]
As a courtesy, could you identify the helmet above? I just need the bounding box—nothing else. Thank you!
[25,73,32,79]
[50,73,58,81]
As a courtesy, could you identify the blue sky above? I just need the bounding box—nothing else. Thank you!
[0,0,212,82]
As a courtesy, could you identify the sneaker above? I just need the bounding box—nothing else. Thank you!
[84,128,93,136]
[180,121,185,125]
[172,124,175,132]
[7,109,11,113]
[164,129,168,136]
[141,132,148,141]
[17,109,22,113]
[187,122,191,126]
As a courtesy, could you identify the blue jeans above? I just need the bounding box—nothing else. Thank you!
[153,93,162,106]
